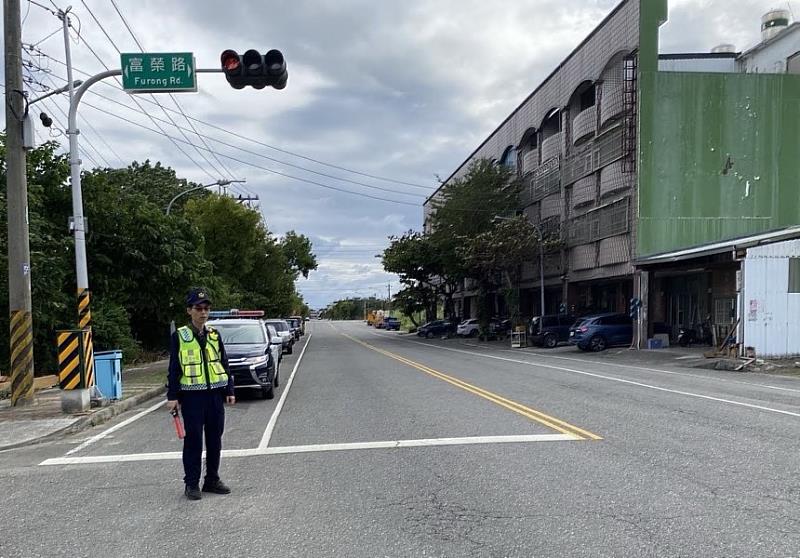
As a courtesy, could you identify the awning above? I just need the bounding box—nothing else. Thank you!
[635,226,800,266]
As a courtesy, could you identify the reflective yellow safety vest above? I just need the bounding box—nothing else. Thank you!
[177,325,229,391]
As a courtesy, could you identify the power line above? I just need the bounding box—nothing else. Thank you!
[36,96,102,167]
[40,71,125,166]
[78,99,420,207]
[21,44,433,191]
[107,0,238,182]
[40,67,425,199]
[73,4,219,183]
[26,0,57,15]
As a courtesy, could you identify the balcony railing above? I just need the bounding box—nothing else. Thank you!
[572,106,597,145]
[540,132,563,162]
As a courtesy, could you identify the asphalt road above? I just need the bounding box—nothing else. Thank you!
[2,320,799,557]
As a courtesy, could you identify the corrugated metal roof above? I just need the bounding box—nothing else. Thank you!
[636,226,800,265]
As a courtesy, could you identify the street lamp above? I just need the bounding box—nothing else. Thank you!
[165,179,247,214]
[494,215,545,317]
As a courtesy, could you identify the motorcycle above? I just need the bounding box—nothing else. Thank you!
[678,318,713,347]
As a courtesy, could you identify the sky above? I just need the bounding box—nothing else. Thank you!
[3,0,794,308]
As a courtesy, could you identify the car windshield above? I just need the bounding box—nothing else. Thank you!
[266,320,289,332]
[210,322,265,344]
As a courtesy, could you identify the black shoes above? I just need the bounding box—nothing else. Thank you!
[202,479,231,494]
[185,485,202,500]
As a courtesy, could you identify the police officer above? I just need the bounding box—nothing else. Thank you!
[166,288,235,500]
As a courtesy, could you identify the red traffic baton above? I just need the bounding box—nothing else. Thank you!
[170,408,185,439]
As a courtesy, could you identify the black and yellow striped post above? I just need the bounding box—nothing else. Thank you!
[9,310,34,406]
[57,330,85,390]
[77,288,95,389]
[77,288,91,329]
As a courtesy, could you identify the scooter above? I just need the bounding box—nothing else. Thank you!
[677,325,696,347]
[678,318,713,347]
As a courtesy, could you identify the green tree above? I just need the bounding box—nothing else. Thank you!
[281,230,317,278]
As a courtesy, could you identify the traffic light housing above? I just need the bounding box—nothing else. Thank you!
[220,49,288,90]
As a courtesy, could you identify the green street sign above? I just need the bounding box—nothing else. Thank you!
[120,52,197,93]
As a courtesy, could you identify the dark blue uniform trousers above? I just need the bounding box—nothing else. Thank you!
[180,390,225,488]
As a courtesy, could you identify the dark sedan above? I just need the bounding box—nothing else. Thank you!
[417,320,456,339]
[208,318,278,399]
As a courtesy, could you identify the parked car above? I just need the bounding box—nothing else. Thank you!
[417,320,456,339]
[285,318,302,340]
[568,313,633,352]
[457,318,480,337]
[529,314,576,348]
[207,318,279,399]
[488,318,512,339]
[264,324,284,363]
[382,316,401,331]
[264,319,295,354]
[289,315,306,335]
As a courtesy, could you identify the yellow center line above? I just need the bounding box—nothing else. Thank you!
[341,331,602,441]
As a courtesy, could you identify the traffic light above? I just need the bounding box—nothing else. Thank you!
[220,49,288,90]
[629,297,642,319]
[39,112,53,128]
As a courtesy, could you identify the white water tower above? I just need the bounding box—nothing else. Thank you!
[711,44,737,53]
[761,8,791,41]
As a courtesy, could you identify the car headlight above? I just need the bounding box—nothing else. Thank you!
[244,355,269,366]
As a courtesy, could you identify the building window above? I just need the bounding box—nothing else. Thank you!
[789,258,800,293]
[500,146,517,171]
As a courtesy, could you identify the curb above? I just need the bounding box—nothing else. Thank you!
[0,385,166,452]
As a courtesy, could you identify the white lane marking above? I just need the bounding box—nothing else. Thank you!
[403,340,800,419]
[258,333,312,449]
[39,434,575,465]
[65,400,164,456]
[265,434,574,454]
[464,344,800,396]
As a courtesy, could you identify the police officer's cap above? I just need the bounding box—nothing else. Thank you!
[186,287,212,307]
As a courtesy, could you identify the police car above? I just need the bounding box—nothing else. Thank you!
[207,310,282,400]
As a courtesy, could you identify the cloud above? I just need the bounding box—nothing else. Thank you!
[6,0,784,308]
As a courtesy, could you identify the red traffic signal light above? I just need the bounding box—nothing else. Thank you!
[220,49,245,89]
[220,49,288,90]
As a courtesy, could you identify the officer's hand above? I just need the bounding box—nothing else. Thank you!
[166,400,179,412]
[226,395,236,405]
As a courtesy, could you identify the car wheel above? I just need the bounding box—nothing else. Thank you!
[426,331,434,339]
[273,363,280,388]
[287,345,293,355]
[262,385,274,399]
[470,329,479,338]
[544,334,558,349]
[589,335,607,352]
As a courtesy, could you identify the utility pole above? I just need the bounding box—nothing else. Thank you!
[387,283,391,315]
[5,0,35,406]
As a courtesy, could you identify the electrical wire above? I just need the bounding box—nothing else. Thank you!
[37,96,107,167]
[107,0,238,182]
[37,97,102,167]
[29,26,62,47]
[41,72,125,166]
[78,0,226,181]
[78,98,420,207]
[21,44,433,191]
[70,7,218,183]
[41,67,426,199]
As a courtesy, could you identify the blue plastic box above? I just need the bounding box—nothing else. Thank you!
[95,350,123,400]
